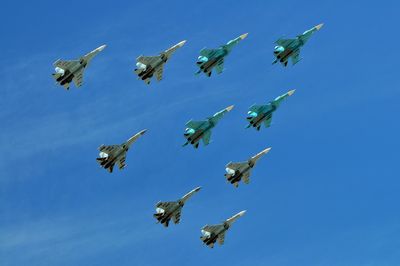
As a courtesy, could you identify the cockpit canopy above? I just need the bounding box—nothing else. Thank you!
[274,45,285,54]
[247,111,258,118]
[197,55,208,64]
[99,151,109,158]
[136,62,147,70]
[185,128,196,135]
[156,207,165,214]
[55,67,65,75]
[225,167,235,175]
[201,229,211,237]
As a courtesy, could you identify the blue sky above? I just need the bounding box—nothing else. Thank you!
[1,0,399,265]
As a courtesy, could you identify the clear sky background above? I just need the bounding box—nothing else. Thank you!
[1,0,399,265]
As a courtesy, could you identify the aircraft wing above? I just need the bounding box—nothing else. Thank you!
[264,113,273,128]
[186,120,207,129]
[217,231,226,245]
[291,50,301,65]
[275,38,297,48]
[99,145,119,153]
[226,162,244,171]
[108,164,115,173]
[53,59,79,70]
[242,172,250,184]
[72,69,84,87]
[118,154,127,170]
[137,55,159,66]
[172,209,182,224]
[203,224,223,234]
[202,130,212,146]
[200,48,217,57]
[155,64,164,81]
[215,59,224,74]
[157,201,175,211]
[248,104,265,113]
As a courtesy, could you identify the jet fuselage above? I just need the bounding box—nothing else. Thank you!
[274,42,302,64]
[56,61,86,86]
[98,144,128,170]
[154,202,182,226]
[248,105,276,128]
[201,223,229,246]
[137,55,167,81]
[226,164,253,185]
[185,121,214,146]
[198,54,224,74]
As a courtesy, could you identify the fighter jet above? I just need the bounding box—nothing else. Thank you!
[96,129,146,173]
[154,186,201,227]
[183,105,234,148]
[273,23,323,66]
[52,45,106,90]
[247,90,295,131]
[200,210,246,248]
[134,40,186,84]
[225,147,271,187]
[196,33,248,77]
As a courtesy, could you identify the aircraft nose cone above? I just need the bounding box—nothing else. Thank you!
[287,89,296,96]
[315,23,324,30]
[178,40,187,47]
[97,44,107,51]
[239,33,249,40]
[262,147,272,154]
[225,105,235,112]
[238,210,246,216]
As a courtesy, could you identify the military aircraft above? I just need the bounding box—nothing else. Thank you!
[196,33,248,77]
[134,40,186,84]
[247,90,295,131]
[273,23,323,66]
[225,147,271,187]
[96,129,146,173]
[183,105,234,148]
[52,45,106,90]
[154,186,201,227]
[200,210,246,248]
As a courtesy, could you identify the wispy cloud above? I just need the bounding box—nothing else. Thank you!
[0,208,158,266]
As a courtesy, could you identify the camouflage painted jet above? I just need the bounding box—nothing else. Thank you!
[134,40,186,84]
[154,186,201,227]
[273,23,323,66]
[196,33,248,77]
[52,45,106,90]
[183,105,234,148]
[200,210,246,248]
[225,147,271,187]
[96,129,146,173]
[247,90,295,131]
